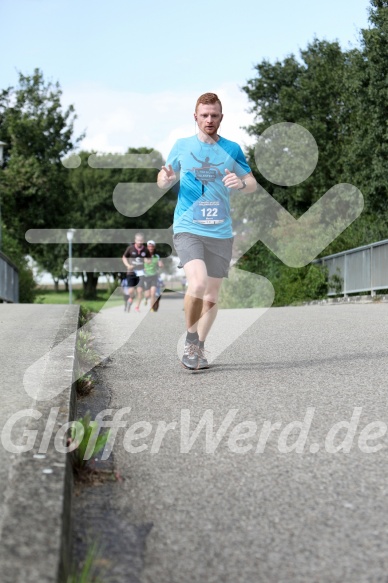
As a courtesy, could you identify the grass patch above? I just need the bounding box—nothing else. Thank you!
[35,288,123,312]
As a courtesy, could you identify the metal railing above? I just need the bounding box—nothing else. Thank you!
[0,252,19,302]
[315,239,388,296]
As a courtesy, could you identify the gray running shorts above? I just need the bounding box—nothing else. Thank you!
[173,232,234,278]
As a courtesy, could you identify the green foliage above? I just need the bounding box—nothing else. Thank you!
[239,1,388,305]
[328,270,343,296]
[242,39,350,215]
[0,69,80,253]
[71,412,110,471]
[36,288,123,311]
[64,148,175,299]
[344,1,388,214]
[67,541,104,583]
[218,267,274,308]
[237,248,329,306]
[270,264,328,306]
[1,228,37,302]
[76,329,100,367]
[79,304,93,328]
[0,69,81,302]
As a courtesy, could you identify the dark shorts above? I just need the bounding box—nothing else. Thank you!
[173,232,234,279]
[144,275,158,290]
[126,274,141,288]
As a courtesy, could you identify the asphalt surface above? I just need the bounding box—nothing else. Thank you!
[90,296,388,583]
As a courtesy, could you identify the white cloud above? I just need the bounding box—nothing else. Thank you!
[63,82,256,160]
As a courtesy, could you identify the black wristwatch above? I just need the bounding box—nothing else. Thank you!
[238,179,247,191]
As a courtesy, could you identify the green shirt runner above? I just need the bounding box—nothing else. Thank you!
[144,254,160,276]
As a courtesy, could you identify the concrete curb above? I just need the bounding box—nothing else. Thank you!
[304,294,388,306]
[0,305,79,583]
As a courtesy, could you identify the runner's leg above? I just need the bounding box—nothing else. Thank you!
[150,285,157,310]
[127,287,135,311]
[183,259,207,332]
[135,285,143,310]
[197,276,223,341]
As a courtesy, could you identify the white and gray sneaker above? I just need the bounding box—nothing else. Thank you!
[197,345,209,369]
[181,341,199,370]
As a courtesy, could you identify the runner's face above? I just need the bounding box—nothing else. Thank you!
[135,236,144,247]
[148,244,155,253]
[195,103,223,137]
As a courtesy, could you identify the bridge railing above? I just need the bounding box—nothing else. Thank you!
[315,239,388,296]
[0,252,19,303]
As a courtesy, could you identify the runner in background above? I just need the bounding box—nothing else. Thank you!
[144,240,164,311]
[152,275,164,312]
[120,266,140,312]
[122,233,150,312]
[121,273,130,312]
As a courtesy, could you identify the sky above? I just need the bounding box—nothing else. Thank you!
[0,0,372,159]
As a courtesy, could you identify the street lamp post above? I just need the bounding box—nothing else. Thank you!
[0,141,7,252]
[67,229,76,304]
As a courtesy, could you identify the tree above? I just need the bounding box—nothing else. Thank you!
[0,69,80,301]
[242,39,351,216]
[65,148,176,299]
[0,70,80,247]
[1,227,36,303]
[343,0,388,214]
[237,40,353,291]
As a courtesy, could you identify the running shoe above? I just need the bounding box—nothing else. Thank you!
[197,345,209,369]
[181,341,199,370]
[135,306,140,313]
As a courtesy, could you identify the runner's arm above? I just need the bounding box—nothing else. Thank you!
[122,249,132,269]
[222,170,257,193]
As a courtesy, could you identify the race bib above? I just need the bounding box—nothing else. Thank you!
[193,199,226,225]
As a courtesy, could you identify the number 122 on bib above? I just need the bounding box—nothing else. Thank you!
[193,200,226,225]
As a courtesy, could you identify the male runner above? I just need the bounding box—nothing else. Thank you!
[122,233,150,312]
[144,240,164,311]
[157,92,257,369]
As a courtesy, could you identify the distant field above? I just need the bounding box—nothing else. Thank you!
[35,288,123,312]
[36,282,184,312]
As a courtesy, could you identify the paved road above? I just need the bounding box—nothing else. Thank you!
[91,296,388,583]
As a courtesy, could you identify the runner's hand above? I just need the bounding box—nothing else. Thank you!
[222,168,241,190]
[160,165,177,187]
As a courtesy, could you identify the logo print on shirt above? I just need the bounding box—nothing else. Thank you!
[190,152,225,184]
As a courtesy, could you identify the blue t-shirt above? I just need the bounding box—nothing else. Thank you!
[166,135,251,238]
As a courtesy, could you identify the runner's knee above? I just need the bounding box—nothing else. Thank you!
[203,292,218,304]
[187,280,207,297]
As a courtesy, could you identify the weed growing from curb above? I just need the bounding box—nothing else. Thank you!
[76,374,95,397]
[70,412,110,477]
[76,330,100,368]
[79,305,94,329]
[67,541,105,583]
